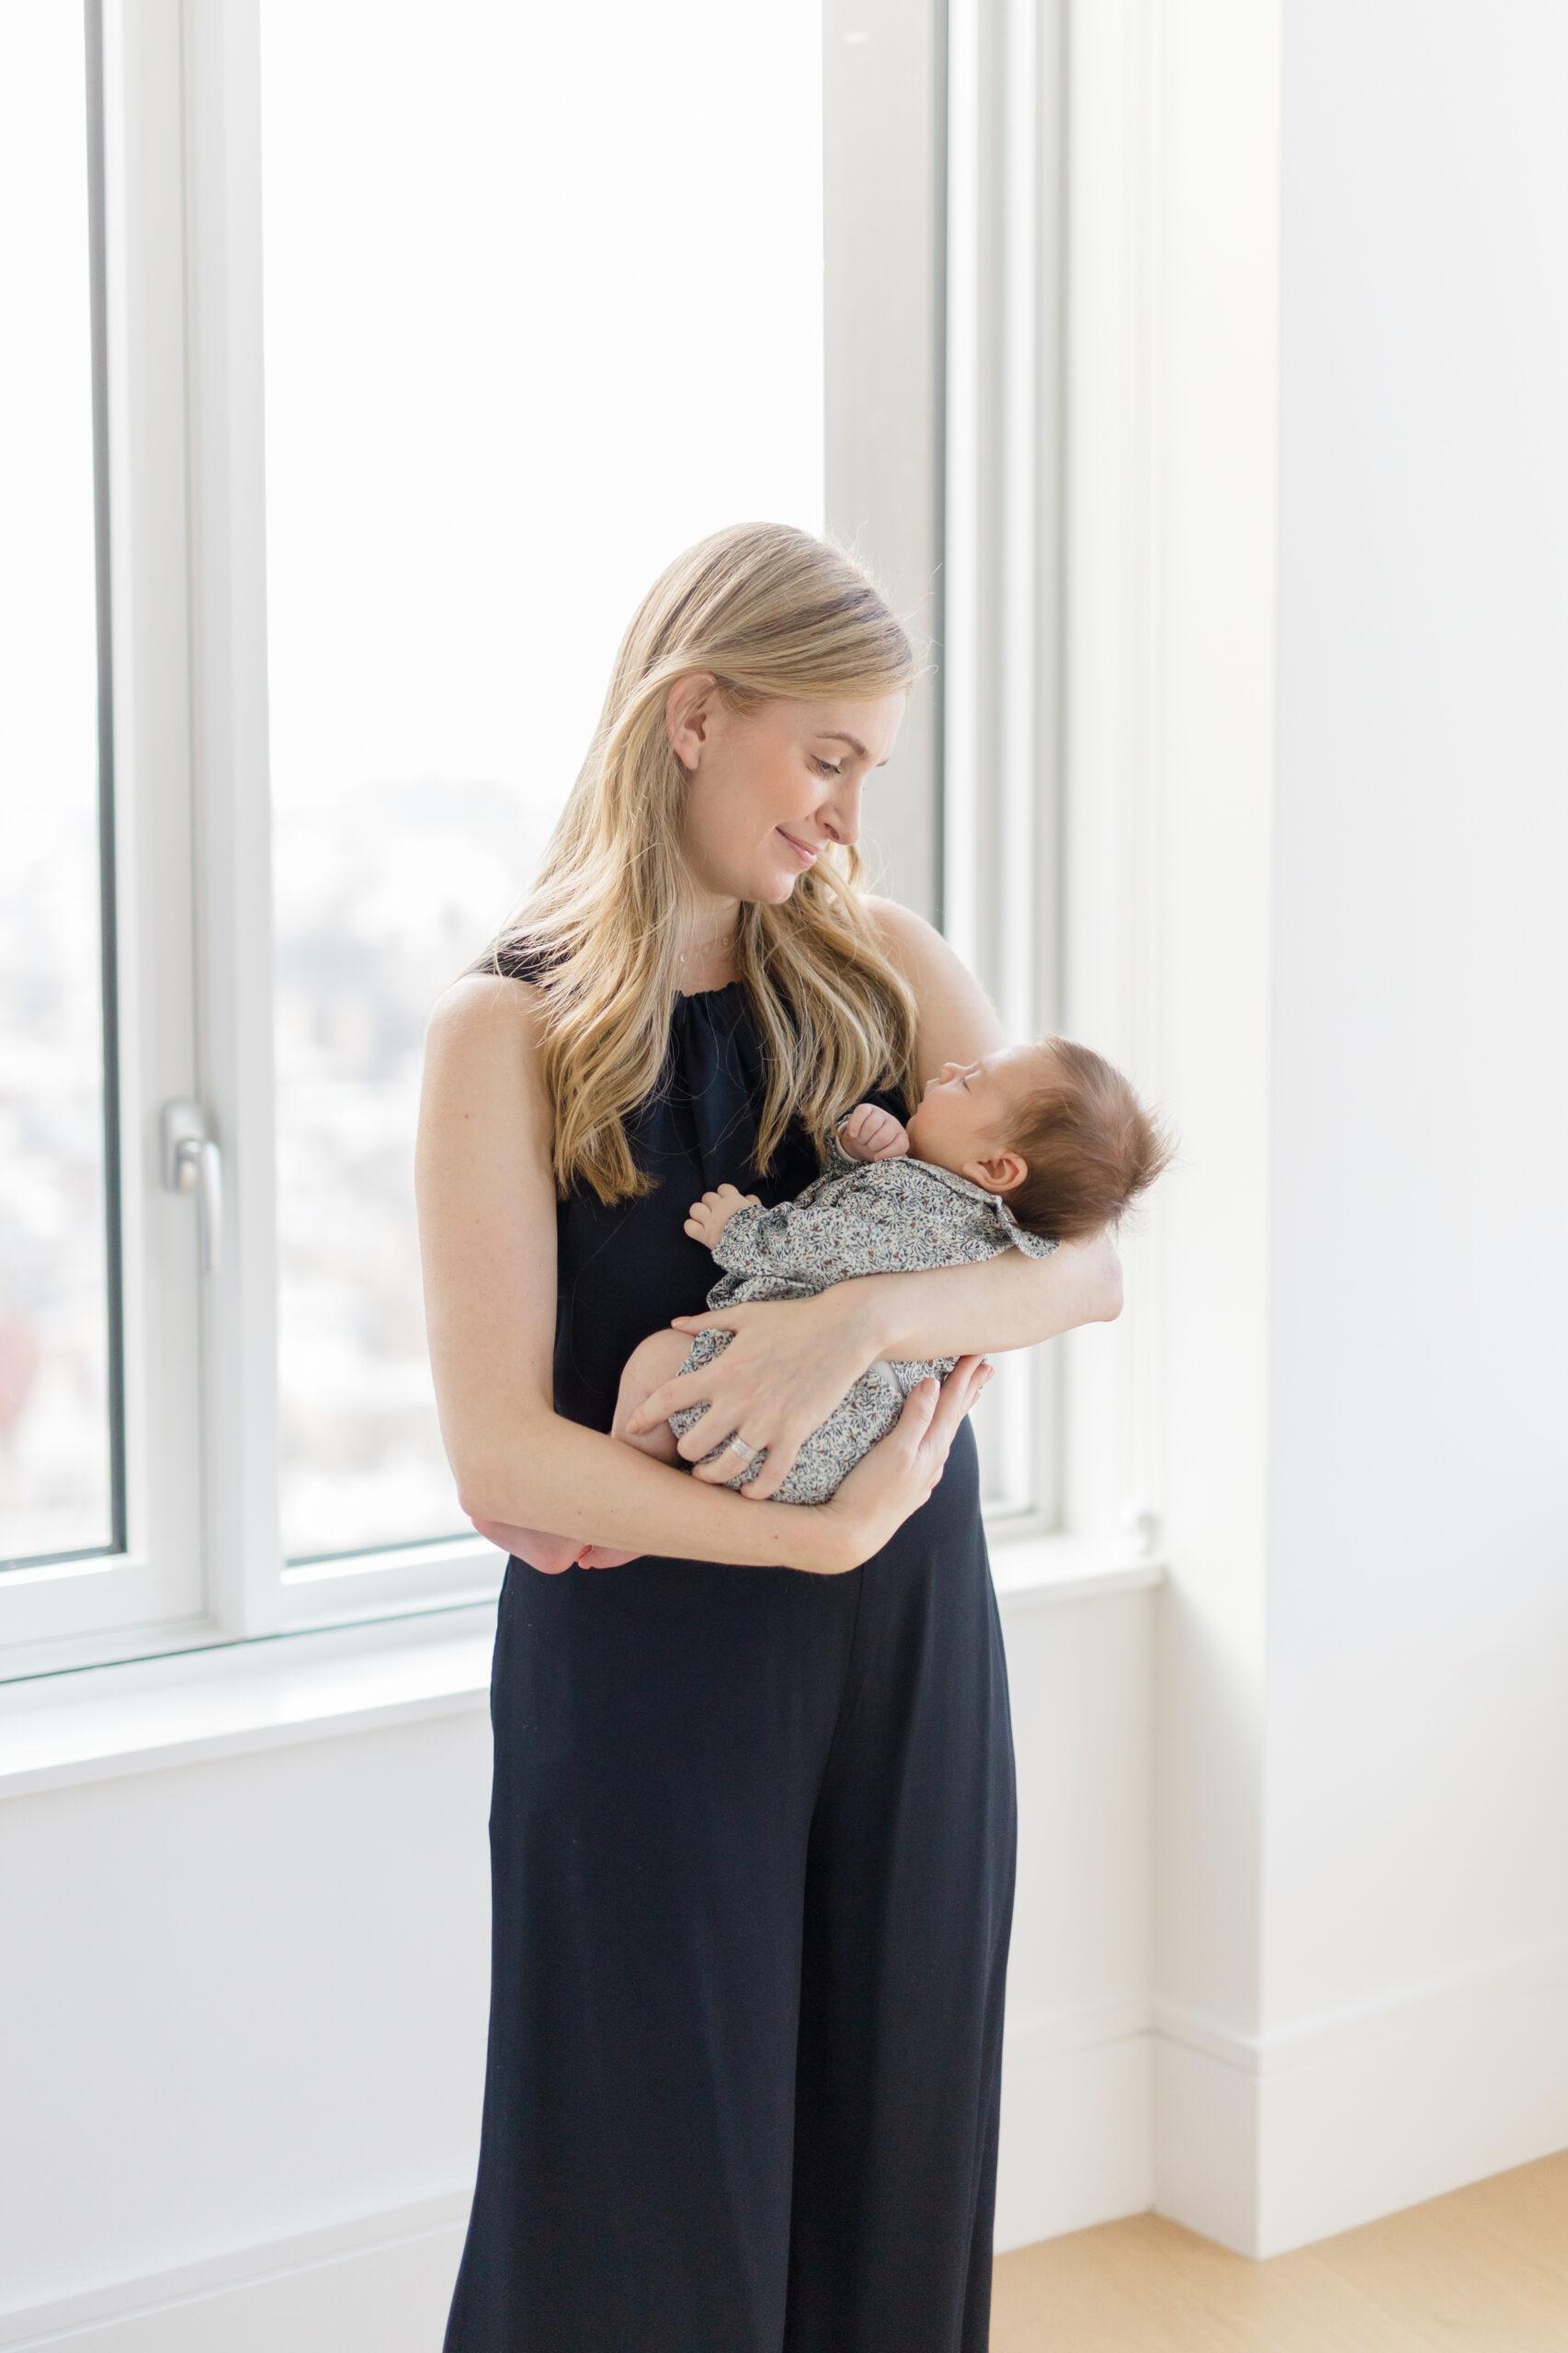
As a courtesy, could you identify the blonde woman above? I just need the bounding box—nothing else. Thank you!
[419,525,1121,2353]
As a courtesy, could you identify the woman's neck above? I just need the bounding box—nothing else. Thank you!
[676,900,741,995]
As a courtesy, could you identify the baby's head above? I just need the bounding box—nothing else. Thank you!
[903,1038,1172,1243]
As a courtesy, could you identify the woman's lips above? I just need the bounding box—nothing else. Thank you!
[777,827,818,866]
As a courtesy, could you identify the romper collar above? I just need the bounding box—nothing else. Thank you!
[826,1126,1058,1257]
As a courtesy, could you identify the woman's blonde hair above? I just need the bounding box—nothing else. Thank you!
[484,521,920,1203]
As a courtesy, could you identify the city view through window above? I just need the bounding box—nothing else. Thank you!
[261,1,825,1559]
[0,8,115,1568]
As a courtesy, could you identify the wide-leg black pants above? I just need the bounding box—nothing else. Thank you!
[444,1427,1016,2353]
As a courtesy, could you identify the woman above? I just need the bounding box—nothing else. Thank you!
[418,524,1121,2353]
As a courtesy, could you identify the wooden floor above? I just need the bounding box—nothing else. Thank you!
[992,2153,1568,2351]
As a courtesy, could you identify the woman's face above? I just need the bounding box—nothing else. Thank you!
[669,683,906,907]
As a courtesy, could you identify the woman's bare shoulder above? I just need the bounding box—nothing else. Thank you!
[862,896,1005,1063]
[426,969,543,1057]
[862,893,945,976]
[422,971,552,1152]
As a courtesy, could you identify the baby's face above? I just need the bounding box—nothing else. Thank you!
[903,1042,1054,1180]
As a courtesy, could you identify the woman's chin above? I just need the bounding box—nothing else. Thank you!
[728,848,813,904]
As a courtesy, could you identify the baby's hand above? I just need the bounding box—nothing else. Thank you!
[838,1103,911,1162]
[685,1182,760,1250]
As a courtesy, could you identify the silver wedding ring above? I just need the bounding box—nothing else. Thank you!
[725,1434,762,1467]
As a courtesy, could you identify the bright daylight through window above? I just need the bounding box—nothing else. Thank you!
[0,6,119,1572]
[260,1,826,1563]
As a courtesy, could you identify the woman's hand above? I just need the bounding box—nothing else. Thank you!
[627,1289,881,1500]
[626,1222,1122,1506]
[804,1358,993,1574]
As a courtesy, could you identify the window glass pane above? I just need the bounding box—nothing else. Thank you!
[0,8,118,1568]
[262,1,824,1561]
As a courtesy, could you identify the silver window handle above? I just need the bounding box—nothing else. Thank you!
[162,1099,223,1276]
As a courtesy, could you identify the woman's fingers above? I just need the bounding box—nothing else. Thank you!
[733,1423,809,1500]
[900,1357,988,1487]
[922,1356,991,1460]
[623,1367,719,1437]
[893,1375,941,1449]
[753,1374,932,1506]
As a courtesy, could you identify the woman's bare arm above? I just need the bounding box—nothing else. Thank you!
[642,1234,1119,1500]
[416,974,983,1570]
[831,1232,1121,1360]
[867,894,1006,1083]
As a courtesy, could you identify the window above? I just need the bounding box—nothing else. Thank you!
[259,0,824,1579]
[943,0,1063,1529]
[1,2,208,1673]
[0,5,120,1573]
[1,0,1062,1676]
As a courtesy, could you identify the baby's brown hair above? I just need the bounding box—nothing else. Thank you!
[1005,1038,1173,1243]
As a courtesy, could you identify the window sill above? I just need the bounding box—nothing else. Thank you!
[0,1603,496,1799]
[0,1543,1165,1800]
[987,1532,1166,1612]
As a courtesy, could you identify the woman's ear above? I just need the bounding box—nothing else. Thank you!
[962,1147,1028,1196]
[665,672,720,771]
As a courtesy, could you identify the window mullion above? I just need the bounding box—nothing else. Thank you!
[944,0,1065,1530]
[181,0,282,1637]
[824,0,948,928]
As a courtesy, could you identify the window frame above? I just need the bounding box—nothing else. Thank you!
[4,0,1074,1681]
[825,0,1067,1541]
[0,0,210,1677]
[940,0,1066,1537]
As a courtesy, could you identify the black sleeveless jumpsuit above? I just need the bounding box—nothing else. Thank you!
[444,979,1017,2353]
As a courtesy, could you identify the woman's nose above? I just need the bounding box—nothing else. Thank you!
[818,777,864,847]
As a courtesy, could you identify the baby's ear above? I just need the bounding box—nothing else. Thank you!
[964,1147,1028,1196]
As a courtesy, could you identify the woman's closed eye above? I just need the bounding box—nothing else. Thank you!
[810,756,843,778]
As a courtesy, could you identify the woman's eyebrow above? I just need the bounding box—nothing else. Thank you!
[817,730,889,767]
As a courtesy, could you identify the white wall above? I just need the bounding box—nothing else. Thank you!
[0,1583,1152,2341]
[996,1586,1154,2250]
[1261,0,1568,2247]
[0,1712,492,2347]
[1146,0,1568,2256]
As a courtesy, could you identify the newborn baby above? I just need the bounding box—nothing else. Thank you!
[506,1037,1169,1571]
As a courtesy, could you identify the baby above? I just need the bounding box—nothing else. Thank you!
[506,1037,1170,1571]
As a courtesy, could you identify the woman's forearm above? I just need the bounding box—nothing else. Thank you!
[457,1407,832,1570]
[846,1231,1122,1363]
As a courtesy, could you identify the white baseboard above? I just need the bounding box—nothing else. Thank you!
[996,2007,1153,2252]
[1154,1935,1568,2256]
[0,2019,1154,2346]
[1151,2029,1264,2254]
[16,1943,1561,2336]
[0,2193,470,2353]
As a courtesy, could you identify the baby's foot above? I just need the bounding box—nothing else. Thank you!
[575,1545,641,1570]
